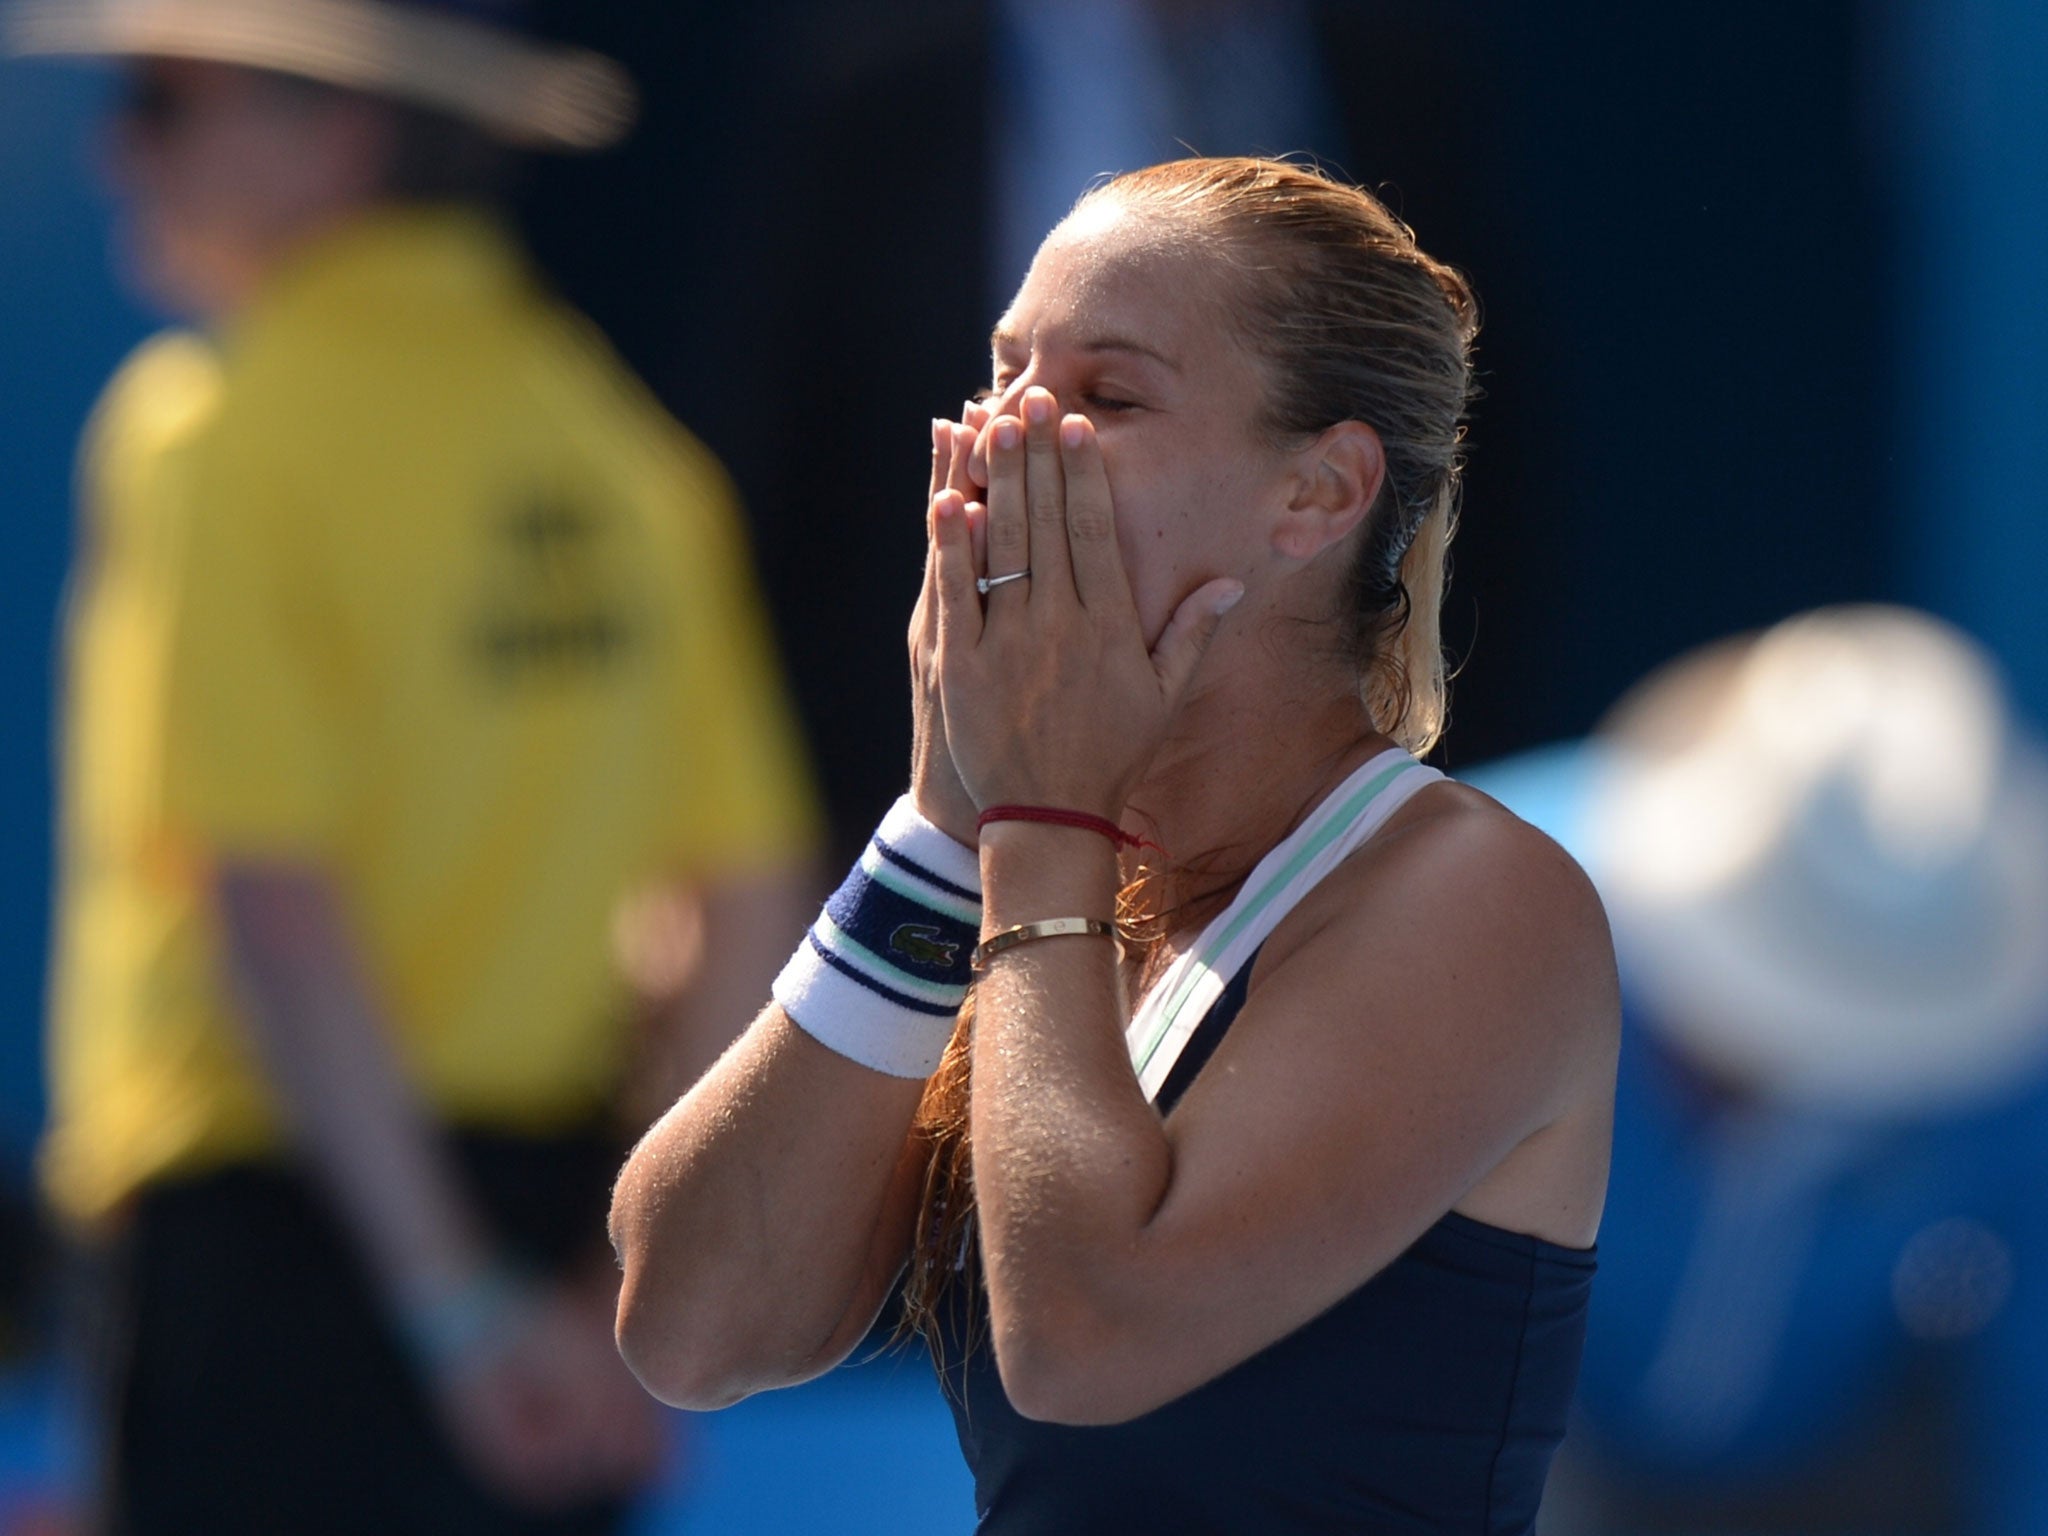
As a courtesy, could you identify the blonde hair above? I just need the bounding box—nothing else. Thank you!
[900,158,1478,1352]
[1094,157,1477,752]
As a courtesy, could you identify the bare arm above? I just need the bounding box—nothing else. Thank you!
[929,399,1618,1424]
[215,861,666,1505]
[609,1007,929,1408]
[215,861,498,1319]
[611,416,998,1408]
[969,804,1616,1424]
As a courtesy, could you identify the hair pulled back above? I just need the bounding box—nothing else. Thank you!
[1090,156,1476,752]
[899,159,1477,1354]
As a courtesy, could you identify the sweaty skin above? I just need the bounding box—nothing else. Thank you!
[611,201,1618,1427]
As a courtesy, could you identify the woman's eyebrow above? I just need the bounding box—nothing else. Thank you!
[988,328,1183,374]
[1079,336,1183,373]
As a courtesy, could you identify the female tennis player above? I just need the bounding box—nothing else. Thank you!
[612,157,1618,1534]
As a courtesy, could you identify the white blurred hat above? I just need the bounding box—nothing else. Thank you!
[1586,605,2048,1115]
[2,0,635,150]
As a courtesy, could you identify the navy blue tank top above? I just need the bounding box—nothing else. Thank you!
[936,947,1596,1534]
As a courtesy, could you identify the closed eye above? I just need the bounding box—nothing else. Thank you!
[976,385,1141,413]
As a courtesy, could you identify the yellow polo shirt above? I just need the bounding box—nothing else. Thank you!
[45,209,820,1227]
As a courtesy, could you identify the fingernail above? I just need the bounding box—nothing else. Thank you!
[1024,391,1053,425]
[1060,416,1086,449]
[1213,583,1246,615]
[995,420,1021,450]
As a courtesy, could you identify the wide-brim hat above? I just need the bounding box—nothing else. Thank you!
[3,0,636,150]
[1584,605,2048,1117]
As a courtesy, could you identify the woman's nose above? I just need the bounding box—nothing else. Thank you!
[992,377,1034,418]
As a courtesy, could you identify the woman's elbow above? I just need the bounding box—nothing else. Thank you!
[607,1161,747,1405]
[610,1211,788,1410]
[613,1267,757,1411]
[612,1245,857,1410]
[993,1313,1165,1427]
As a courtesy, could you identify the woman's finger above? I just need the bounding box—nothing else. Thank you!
[931,489,984,652]
[945,421,979,503]
[912,425,948,653]
[1020,388,1074,604]
[1150,578,1245,707]
[968,412,993,488]
[963,400,993,489]
[1058,414,1129,616]
[928,417,949,502]
[919,418,976,649]
[911,489,944,652]
[981,415,1031,604]
[966,500,988,578]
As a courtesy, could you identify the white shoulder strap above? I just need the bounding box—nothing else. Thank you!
[1124,748,1444,1101]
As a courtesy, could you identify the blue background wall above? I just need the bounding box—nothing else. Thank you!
[0,64,153,1173]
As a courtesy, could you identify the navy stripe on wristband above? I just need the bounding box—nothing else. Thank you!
[871,839,981,905]
[823,868,978,993]
[773,795,982,1077]
[805,933,960,1017]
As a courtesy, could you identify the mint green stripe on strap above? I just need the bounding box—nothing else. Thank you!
[1132,759,1417,1077]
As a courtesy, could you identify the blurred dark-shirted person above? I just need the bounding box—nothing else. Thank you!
[4,1,820,1531]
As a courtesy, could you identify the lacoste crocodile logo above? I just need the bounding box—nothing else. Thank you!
[890,923,960,967]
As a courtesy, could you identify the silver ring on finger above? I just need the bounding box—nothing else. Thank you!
[977,569,1031,595]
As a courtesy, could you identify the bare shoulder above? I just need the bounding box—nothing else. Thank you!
[1230,778,1619,1247]
[1394,778,1612,950]
[1264,777,1620,1071]
[1163,776,1619,1253]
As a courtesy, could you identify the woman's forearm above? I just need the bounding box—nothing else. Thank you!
[969,825,1174,1402]
[610,1009,925,1407]
[616,793,982,1405]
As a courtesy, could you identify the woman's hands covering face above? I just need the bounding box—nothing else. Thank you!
[925,388,1244,826]
[908,401,992,844]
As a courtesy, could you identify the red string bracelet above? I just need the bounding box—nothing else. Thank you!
[977,805,1167,855]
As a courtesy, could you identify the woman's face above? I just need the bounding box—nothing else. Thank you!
[987,200,1293,643]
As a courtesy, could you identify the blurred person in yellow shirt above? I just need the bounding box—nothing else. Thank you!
[5,2,821,1531]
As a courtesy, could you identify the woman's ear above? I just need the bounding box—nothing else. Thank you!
[1271,422,1385,561]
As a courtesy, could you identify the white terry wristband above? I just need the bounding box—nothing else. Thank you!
[773,795,982,1077]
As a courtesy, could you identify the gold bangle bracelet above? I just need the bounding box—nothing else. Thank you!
[970,917,1118,973]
